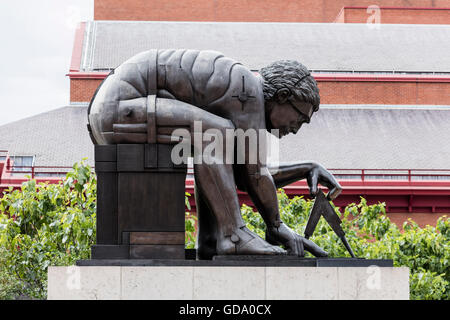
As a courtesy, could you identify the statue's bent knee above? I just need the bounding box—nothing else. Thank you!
[88,92,157,145]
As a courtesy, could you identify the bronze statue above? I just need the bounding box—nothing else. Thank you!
[88,49,342,259]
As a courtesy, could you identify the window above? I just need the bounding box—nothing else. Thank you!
[11,156,35,173]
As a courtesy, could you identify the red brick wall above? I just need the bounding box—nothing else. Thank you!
[337,7,450,24]
[318,81,450,105]
[71,78,450,105]
[70,79,103,103]
[94,0,450,22]
[387,212,447,228]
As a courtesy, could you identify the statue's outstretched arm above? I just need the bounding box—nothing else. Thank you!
[269,161,342,201]
[235,163,328,257]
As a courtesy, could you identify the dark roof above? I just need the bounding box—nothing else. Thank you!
[279,106,450,169]
[80,21,450,73]
[1,105,449,170]
[0,106,94,167]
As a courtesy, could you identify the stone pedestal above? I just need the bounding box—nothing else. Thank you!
[48,260,409,300]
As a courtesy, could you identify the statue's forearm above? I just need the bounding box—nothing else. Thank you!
[243,166,281,227]
[269,161,318,188]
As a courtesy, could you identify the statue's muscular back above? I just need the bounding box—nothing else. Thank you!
[157,49,265,128]
[88,49,266,145]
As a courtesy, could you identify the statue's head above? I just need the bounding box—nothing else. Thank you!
[260,60,320,137]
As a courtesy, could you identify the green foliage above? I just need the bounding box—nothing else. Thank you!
[1,163,448,300]
[242,190,450,300]
[241,204,265,238]
[410,269,448,300]
[0,160,96,299]
[0,246,23,299]
[185,192,197,249]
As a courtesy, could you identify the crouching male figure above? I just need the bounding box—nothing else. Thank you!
[88,49,342,259]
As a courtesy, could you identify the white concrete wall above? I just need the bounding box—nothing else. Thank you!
[48,266,409,300]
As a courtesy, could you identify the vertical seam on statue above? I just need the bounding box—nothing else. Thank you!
[159,49,176,89]
[189,51,201,105]
[210,55,224,78]
[189,51,200,76]
[179,50,197,105]
[179,49,187,69]
[149,49,157,95]
[163,65,167,88]
[204,55,225,106]
[154,49,159,95]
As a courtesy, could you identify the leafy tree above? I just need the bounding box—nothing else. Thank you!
[0,161,96,299]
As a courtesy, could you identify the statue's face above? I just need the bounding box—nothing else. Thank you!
[268,98,314,137]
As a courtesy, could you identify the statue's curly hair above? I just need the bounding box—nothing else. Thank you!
[259,60,320,112]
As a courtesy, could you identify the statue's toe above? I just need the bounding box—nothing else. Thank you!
[237,235,286,255]
[229,227,287,255]
[271,245,287,255]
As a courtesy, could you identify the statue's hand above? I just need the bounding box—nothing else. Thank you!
[307,163,342,200]
[266,222,328,257]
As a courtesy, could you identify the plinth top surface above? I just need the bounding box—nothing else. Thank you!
[77,257,393,267]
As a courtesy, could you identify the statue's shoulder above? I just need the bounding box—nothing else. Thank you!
[205,61,265,129]
[159,49,250,107]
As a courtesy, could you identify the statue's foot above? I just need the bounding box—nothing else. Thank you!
[217,226,286,256]
[266,223,328,258]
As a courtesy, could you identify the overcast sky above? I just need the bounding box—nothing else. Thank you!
[0,0,93,126]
